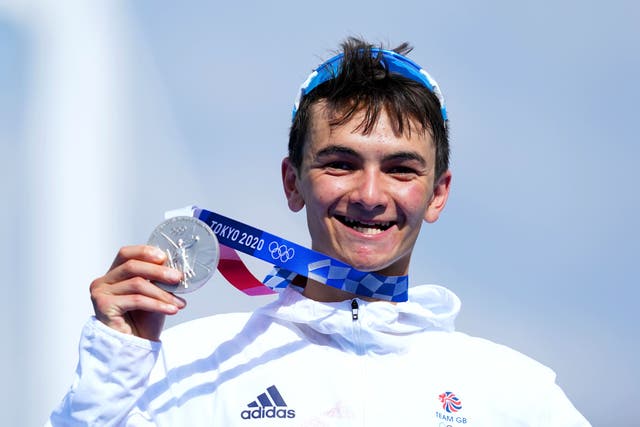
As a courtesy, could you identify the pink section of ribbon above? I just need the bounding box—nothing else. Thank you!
[217,244,276,296]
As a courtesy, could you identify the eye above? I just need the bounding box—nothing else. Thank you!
[387,166,419,175]
[325,161,354,171]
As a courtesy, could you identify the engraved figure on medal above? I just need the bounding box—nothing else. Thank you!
[147,216,219,293]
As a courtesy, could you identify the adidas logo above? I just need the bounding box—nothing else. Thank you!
[240,385,296,420]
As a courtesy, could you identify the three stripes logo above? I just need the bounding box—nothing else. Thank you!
[240,385,296,420]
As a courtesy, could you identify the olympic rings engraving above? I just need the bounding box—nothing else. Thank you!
[268,241,295,262]
[170,225,188,235]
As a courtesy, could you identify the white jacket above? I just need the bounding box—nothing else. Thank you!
[48,285,590,426]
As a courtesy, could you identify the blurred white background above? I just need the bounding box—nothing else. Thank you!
[1,0,638,425]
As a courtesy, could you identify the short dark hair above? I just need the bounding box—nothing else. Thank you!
[288,37,450,181]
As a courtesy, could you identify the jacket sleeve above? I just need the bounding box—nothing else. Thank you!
[541,380,592,427]
[47,317,161,427]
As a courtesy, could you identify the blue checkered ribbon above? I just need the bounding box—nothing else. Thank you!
[263,263,408,302]
[193,207,409,302]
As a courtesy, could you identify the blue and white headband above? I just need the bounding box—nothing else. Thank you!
[292,48,448,122]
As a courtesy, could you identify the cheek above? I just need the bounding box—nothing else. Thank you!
[308,177,348,206]
[396,185,432,216]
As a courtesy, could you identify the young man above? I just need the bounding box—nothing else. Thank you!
[48,38,590,426]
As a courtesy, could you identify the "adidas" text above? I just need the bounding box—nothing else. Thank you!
[240,407,296,419]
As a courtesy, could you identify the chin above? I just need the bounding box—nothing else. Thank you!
[351,250,412,276]
[343,256,400,275]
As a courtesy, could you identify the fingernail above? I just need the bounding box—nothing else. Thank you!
[165,268,182,282]
[173,296,186,308]
[164,304,178,313]
[152,247,166,260]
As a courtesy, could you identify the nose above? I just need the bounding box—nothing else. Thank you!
[349,169,389,210]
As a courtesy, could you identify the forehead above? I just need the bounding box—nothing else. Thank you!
[304,102,435,156]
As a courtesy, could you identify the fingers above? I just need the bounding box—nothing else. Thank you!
[106,257,182,285]
[90,245,188,338]
[105,244,182,287]
[91,275,184,316]
[109,245,167,270]
[106,291,183,317]
[103,276,184,304]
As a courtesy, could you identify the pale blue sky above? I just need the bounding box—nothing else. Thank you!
[1,0,638,424]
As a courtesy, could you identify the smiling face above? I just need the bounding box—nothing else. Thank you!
[282,103,451,292]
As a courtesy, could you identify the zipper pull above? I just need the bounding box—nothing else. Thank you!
[351,299,359,321]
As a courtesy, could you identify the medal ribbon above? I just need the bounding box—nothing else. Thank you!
[168,206,409,302]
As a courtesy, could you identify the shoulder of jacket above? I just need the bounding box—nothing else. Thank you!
[160,311,254,345]
[445,331,557,381]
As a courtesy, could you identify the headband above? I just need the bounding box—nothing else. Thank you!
[292,48,447,122]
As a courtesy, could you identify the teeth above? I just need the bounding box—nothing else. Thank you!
[341,216,391,233]
[352,226,384,235]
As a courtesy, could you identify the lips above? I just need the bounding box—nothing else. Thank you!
[335,215,394,235]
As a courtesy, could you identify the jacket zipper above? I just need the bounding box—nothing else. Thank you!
[350,299,362,353]
[351,298,366,425]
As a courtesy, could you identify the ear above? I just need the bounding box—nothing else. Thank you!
[424,170,452,223]
[281,157,305,212]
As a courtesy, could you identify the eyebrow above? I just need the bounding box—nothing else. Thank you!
[383,151,427,166]
[315,145,427,167]
[315,145,358,158]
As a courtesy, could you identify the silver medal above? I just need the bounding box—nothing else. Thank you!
[147,216,219,293]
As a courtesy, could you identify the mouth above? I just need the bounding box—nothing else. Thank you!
[335,215,395,235]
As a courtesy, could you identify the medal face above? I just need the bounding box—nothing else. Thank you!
[147,216,219,293]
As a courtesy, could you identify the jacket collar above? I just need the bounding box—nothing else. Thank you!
[256,285,461,354]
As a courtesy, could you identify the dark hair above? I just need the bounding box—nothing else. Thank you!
[288,37,450,181]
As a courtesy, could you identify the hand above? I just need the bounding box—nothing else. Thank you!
[90,245,187,341]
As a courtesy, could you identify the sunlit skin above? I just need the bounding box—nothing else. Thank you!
[282,103,451,302]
